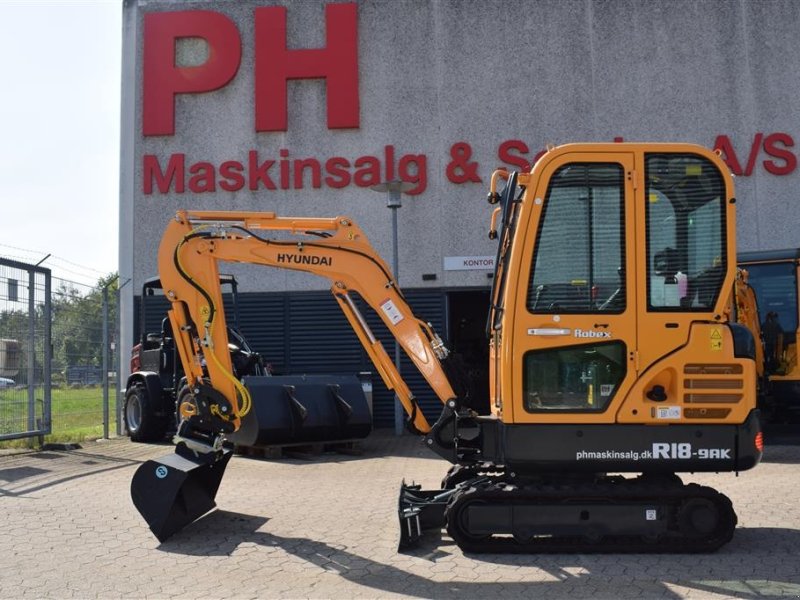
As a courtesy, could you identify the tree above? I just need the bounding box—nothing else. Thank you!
[1,271,119,384]
[50,273,119,377]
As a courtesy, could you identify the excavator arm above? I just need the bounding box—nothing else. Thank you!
[131,208,461,542]
[158,209,457,443]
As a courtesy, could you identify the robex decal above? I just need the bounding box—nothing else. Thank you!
[574,329,612,339]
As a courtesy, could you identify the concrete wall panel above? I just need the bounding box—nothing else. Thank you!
[124,0,800,296]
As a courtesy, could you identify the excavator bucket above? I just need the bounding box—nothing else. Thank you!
[130,445,233,542]
[229,374,372,448]
[130,375,370,541]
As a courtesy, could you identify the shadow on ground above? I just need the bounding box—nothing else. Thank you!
[0,448,142,497]
[157,509,800,599]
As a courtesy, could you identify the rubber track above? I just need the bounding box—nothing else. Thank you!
[445,478,737,553]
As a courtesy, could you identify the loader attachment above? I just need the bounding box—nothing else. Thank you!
[228,374,372,448]
[130,443,233,542]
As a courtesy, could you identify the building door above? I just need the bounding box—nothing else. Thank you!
[447,290,490,413]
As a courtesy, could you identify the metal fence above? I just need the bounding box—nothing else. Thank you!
[0,258,51,441]
[0,257,118,444]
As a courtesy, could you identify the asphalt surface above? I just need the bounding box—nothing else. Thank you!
[1,431,800,599]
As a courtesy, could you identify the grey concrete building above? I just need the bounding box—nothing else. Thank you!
[120,0,800,424]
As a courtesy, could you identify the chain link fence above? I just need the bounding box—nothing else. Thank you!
[1,257,118,445]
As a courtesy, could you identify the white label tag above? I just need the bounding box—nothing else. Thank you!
[645,509,657,521]
[380,298,404,325]
[600,384,614,397]
[443,256,495,271]
[656,406,681,420]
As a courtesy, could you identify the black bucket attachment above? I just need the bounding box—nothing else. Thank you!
[229,374,372,448]
[131,444,233,542]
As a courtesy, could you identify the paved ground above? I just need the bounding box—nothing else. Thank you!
[1,431,800,599]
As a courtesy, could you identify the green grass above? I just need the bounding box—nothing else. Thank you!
[0,386,112,447]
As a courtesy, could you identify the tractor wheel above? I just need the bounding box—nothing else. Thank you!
[174,385,195,431]
[124,382,166,442]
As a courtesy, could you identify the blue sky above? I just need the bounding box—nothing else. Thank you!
[0,1,121,286]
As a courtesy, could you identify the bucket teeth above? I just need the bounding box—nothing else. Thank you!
[230,375,372,447]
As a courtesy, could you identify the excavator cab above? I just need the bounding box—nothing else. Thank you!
[417,147,759,461]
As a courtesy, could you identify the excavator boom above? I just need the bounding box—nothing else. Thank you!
[158,209,457,437]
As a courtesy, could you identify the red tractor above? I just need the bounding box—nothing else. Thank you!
[124,275,266,441]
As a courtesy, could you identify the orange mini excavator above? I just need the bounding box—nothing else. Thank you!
[131,143,762,552]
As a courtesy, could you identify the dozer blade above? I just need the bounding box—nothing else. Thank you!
[397,481,451,550]
[130,445,233,542]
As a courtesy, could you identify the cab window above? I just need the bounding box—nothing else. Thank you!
[523,341,626,412]
[527,163,625,314]
[645,154,726,311]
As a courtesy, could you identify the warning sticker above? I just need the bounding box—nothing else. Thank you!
[710,328,723,351]
[380,298,404,325]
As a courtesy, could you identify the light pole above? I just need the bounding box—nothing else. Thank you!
[371,180,414,435]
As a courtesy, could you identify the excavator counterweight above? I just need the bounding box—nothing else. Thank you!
[130,143,762,552]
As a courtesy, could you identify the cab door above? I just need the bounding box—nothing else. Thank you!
[620,150,738,423]
[507,151,638,425]
[635,152,732,370]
